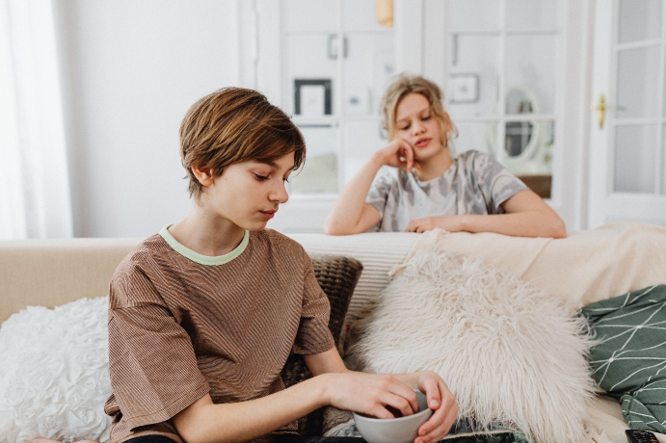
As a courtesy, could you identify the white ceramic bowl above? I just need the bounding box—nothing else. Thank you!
[352,390,433,443]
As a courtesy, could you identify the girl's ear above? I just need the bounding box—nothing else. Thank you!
[441,111,454,146]
[192,165,215,187]
[442,111,454,133]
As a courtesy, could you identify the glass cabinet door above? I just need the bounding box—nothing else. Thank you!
[283,0,395,195]
[444,0,560,199]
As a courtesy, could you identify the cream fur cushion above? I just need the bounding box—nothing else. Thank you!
[0,297,111,443]
[347,244,597,443]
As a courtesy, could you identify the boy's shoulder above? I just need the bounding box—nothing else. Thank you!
[252,228,305,254]
[111,233,168,279]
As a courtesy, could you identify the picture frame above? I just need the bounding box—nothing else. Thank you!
[449,73,480,104]
[294,79,332,116]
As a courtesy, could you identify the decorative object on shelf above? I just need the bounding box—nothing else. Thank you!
[449,73,480,104]
[345,86,371,115]
[327,35,348,60]
[484,86,553,177]
[294,79,333,117]
[375,0,394,27]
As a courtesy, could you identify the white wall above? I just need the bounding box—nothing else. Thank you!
[55,0,240,237]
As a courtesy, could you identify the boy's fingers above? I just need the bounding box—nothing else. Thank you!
[418,403,457,442]
[421,379,442,410]
[423,407,458,442]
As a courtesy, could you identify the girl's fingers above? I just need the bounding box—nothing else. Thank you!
[401,140,415,173]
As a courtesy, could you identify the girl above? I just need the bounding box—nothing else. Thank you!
[324,74,566,238]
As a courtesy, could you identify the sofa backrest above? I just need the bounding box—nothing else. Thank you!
[0,238,141,323]
[0,233,420,325]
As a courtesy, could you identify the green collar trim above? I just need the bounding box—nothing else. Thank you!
[159,225,249,266]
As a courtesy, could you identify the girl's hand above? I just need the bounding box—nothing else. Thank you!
[377,139,418,173]
[412,371,459,443]
[322,372,421,420]
[405,216,465,233]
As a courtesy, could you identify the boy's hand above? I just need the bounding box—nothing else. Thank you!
[321,372,421,420]
[412,371,459,443]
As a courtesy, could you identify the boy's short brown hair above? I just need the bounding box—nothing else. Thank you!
[180,87,305,201]
[381,74,457,148]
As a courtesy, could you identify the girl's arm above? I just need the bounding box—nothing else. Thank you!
[405,189,567,238]
[324,139,414,235]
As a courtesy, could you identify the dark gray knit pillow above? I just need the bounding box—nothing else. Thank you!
[280,254,363,437]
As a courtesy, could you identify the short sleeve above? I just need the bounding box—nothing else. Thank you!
[473,151,528,213]
[292,248,335,355]
[365,169,394,232]
[107,269,210,430]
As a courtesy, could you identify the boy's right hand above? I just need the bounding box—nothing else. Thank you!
[321,371,420,419]
[377,139,417,173]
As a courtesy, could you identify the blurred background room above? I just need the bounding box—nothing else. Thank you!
[1,0,664,238]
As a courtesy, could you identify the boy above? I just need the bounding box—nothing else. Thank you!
[37,87,458,443]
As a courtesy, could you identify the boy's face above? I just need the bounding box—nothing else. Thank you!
[200,151,295,232]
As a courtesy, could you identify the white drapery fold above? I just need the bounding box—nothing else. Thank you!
[0,0,73,239]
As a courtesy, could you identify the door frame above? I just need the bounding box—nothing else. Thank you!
[588,0,666,229]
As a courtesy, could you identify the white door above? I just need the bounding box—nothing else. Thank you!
[420,0,591,232]
[589,0,666,228]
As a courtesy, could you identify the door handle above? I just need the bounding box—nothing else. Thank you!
[595,94,606,129]
[593,94,626,129]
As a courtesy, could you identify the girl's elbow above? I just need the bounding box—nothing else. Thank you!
[549,218,567,239]
[323,220,343,235]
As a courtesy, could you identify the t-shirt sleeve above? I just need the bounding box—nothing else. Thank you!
[292,248,335,355]
[365,168,393,232]
[473,151,529,214]
[107,265,210,430]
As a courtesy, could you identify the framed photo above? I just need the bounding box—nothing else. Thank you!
[449,73,479,104]
[294,79,332,116]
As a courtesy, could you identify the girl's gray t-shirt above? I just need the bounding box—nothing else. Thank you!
[366,150,528,232]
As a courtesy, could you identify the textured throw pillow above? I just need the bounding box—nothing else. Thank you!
[281,254,363,436]
[0,297,111,443]
[581,284,666,434]
[0,255,362,443]
[346,244,596,443]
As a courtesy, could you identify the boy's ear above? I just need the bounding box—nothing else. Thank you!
[192,165,215,187]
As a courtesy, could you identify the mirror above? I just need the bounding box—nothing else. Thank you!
[504,86,541,160]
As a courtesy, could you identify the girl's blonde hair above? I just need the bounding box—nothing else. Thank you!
[381,74,457,150]
[180,87,305,201]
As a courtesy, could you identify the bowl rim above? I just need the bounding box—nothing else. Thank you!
[351,402,433,423]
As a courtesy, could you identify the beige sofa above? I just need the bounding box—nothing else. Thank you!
[2,224,666,443]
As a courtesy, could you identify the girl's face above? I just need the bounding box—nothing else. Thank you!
[198,151,295,232]
[394,93,449,163]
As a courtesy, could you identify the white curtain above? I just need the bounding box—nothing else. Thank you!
[0,0,73,239]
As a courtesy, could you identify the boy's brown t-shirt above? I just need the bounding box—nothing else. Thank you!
[103,228,335,443]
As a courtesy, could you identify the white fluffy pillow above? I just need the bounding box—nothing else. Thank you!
[347,245,596,443]
[0,297,111,443]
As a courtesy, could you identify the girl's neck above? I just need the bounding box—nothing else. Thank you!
[414,148,454,181]
[168,208,246,257]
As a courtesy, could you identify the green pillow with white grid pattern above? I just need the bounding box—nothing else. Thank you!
[581,285,666,433]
